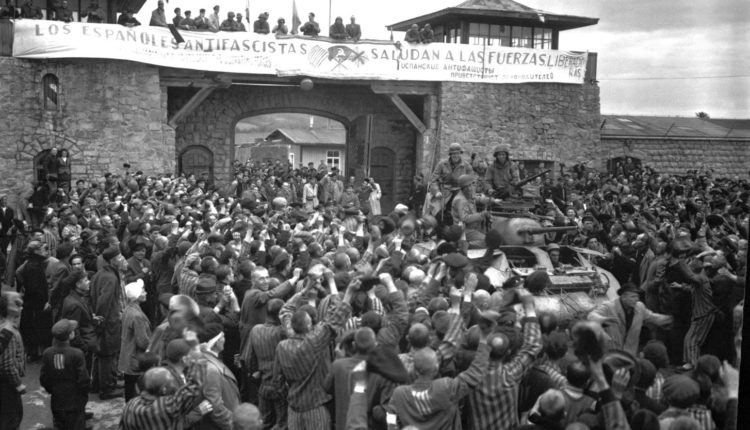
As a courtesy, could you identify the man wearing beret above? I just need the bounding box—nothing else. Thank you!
[40,319,90,430]
[90,246,127,399]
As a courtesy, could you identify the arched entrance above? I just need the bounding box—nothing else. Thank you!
[370,147,396,213]
[179,145,214,182]
[33,149,72,191]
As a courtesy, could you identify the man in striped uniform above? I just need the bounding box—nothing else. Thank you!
[272,276,356,430]
[120,360,208,430]
[0,292,26,430]
[466,286,542,430]
[244,298,287,429]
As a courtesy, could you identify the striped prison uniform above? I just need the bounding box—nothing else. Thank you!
[646,371,665,405]
[688,404,717,430]
[247,321,288,429]
[467,316,542,430]
[119,360,206,430]
[388,342,490,430]
[273,292,352,430]
[178,266,199,299]
[684,274,718,365]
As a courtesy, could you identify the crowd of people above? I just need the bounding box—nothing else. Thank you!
[0,0,367,40]
[0,140,745,430]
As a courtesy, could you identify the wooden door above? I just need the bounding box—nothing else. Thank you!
[180,145,214,182]
[346,115,372,183]
[370,147,395,214]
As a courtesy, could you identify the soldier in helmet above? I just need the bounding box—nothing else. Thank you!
[432,142,474,192]
[450,174,491,249]
[486,144,520,198]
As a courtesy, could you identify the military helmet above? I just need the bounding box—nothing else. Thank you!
[448,142,463,154]
[494,144,511,156]
[456,174,476,189]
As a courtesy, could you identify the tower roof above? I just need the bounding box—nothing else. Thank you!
[388,0,598,32]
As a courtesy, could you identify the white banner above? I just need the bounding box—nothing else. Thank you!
[13,21,588,84]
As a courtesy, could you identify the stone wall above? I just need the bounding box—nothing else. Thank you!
[171,84,416,209]
[0,57,174,210]
[433,81,601,174]
[600,137,750,177]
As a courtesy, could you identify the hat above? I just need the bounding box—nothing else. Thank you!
[195,277,217,294]
[662,375,700,408]
[455,174,476,189]
[373,216,396,235]
[617,282,640,296]
[525,270,551,293]
[80,228,99,243]
[166,339,192,363]
[636,358,657,389]
[443,224,464,242]
[394,203,409,215]
[443,252,469,268]
[125,279,145,301]
[102,246,121,261]
[366,346,409,384]
[26,240,45,252]
[571,320,606,363]
[51,319,78,341]
[448,142,463,154]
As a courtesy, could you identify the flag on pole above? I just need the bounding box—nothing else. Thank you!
[291,0,301,34]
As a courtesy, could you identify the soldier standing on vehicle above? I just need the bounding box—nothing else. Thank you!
[486,144,520,198]
[451,174,491,249]
[432,142,474,192]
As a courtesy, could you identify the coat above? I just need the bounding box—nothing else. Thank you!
[118,302,152,375]
[196,352,241,430]
[90,264,122,355]
[40,342,89,411]
[588,298,672,355]
[61,290,99,354]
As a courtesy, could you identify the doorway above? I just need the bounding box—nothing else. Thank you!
[370,147,396,213]
[179,145,214,182]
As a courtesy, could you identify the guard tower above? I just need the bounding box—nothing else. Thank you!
[387,0,598,49]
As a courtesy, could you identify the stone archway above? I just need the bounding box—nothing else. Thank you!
[171,83,418,203]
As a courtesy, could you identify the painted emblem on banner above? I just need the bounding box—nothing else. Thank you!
[308,45,368,71]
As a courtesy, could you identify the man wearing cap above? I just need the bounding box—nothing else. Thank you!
[120,279,152,401]
[90,246,126,399]
[60,270,100,374]
[208,5,221,32]
[149,0,167,27]
[450,174,490,248]
[588,283,672,356]
[194,8,210,30]
[272,17,288,35]
[40,319,89,430]
[253,12,270,34]
[432,142,474,192]
[485,144,520,198]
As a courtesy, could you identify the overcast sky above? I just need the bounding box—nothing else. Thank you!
[136,0,749,118]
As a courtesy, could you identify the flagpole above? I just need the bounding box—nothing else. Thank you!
[328,0,331,31]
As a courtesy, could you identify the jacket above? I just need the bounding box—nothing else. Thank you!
[61,290,99,353]
[451,191,485,231]
[485,159,519,191]
[40,342,89,411]
[119,301,152,375]
[90,264,122,354]
[588,298,672,355]
[196,351,241,430]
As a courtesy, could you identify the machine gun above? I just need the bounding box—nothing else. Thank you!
[514,169,551,190]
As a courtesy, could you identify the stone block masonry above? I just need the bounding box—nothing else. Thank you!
[0,57,174,211]
[600,138,750,178]
[433,81,601,175]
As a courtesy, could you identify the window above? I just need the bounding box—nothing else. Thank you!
[469,23,510,46]
[533,28,552,49]
[42,73,59,110]
[511,26,532,48]
[326,150,341,168]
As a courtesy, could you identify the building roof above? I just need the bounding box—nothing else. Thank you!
[265,128,346,146]
[388,0,598,32]
[600,115,750,139]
